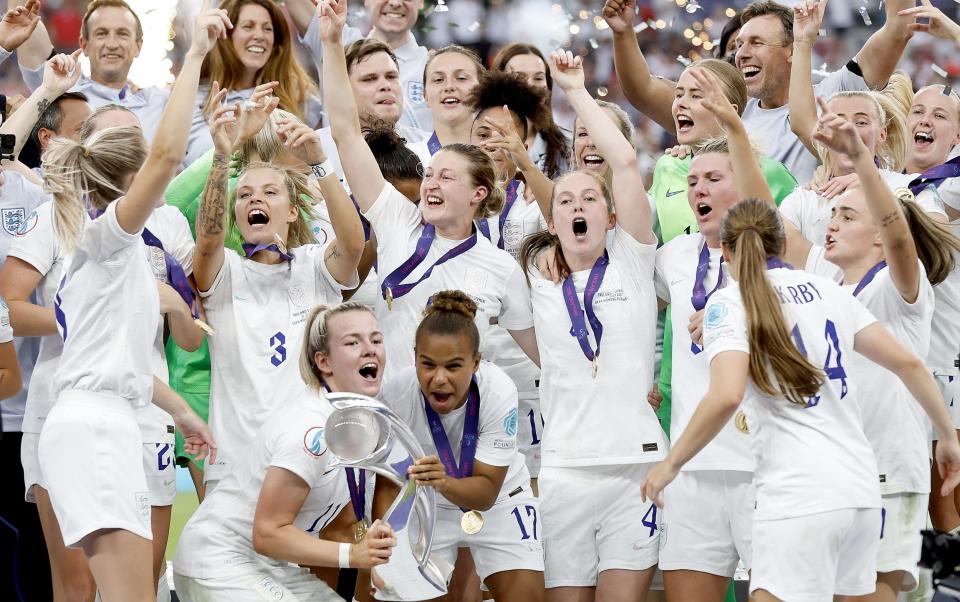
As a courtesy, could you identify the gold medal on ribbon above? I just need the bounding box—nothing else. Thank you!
[354,520,367,543]
[386,287,394,311]
[460,510,484,535]
[735,410,750,434]
[591,356,598,379]
[194,318,215,336]
[274,233,287,255]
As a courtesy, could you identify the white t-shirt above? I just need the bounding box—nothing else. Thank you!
[703,268,880,520]
[779,170,917,247]
[654,234,752,472]
[381,362,529,509]
[362,183,533,379]
[0,170,50,431]
[54,200,159,408]
[200,244,356,482]
[173,394,349,579]
[10,203,193,441]
[0,297,12,343]
[517,225,666,467]
[742,65,867,184]
[807,247,934,494]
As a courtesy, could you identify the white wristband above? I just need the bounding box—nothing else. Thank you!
[310,159,335,180]
[338,542,351,569]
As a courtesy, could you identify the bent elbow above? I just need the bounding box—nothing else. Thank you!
[251,525,274,557]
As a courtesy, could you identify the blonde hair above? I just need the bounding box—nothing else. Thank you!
[817,73,912,179]
[895,189,960,286]
[236,108,300,167]
[685,58,748,116]
[41,126,147,252]
[299,302,374,391]
[230,161,317,249]
[720,198,824,405]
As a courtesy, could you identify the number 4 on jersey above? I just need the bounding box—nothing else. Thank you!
[790,320,848,407]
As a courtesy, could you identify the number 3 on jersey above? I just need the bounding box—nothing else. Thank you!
[790,319,848,407]
[270,331,286,367]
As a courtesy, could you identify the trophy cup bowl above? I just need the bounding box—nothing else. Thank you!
[325,393,451,600]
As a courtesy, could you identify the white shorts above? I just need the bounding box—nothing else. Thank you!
[38,391,153,547]
[20,432,43,503]
[539,463,659,588]
[877,492,928,591]
[174,563,341,602]
[751,507,880,601]
[24,432,177,507]
[431,486,544,582]
[659,470,754,576]
[934,374,959,437]
[517,394,542,479]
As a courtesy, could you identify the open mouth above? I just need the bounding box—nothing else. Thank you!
[572,217,588,239]
[246,45,267,55]
[431,391,454,405]
[741,65,761,82]
[425,195,443,208]
[582,154,604,168]
[358,362,379,381]
[824,233,836,249]
[676,115,695,133]
[914,131,934,148]
[696,202,712,217]
[248,209,270,226]
[441,97,461,106]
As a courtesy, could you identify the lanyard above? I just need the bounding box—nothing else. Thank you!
[380,225,477,309]
[561,251,608,377]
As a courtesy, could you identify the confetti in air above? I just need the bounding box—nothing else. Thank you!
[434,0,449,13]
[932,63,948,78]
[589,38,599,49]
[634,21,649,32]
[677,55,692,67]
[685,0,702,13]
[858,6,871,25]
[818,28,826,37]
[467,21,480,32]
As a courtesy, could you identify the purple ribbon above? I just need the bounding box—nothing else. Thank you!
[908,156,960,195]
[852,260,887,297]
[477,180,522,250]
[561,251,608,365]
[427,132,442,156]
[242,242,294,262]
[423,377,480,512]
[380,224,477,304]
[690,243,724,355]
[345,468,366,522]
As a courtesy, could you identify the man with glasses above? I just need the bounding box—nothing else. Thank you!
[606,0,913,183]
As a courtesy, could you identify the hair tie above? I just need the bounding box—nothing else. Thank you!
[82,146,91,158]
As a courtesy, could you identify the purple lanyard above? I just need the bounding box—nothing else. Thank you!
[380,224,477,303]
[852,261,887,297]
[345,468,366,522]
[908,156,960,195]
[427,132,442,156]
[476,179,521,248]
[423,377,480,511]
[561,251,608,365]
[690,243,723,355]
[242,242,294,262]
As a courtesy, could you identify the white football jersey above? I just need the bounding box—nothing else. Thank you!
[704,268,881,520]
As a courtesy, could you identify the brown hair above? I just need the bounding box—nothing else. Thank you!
[688,58,748,116]
[300,302,375,391]
[740,0,794,45]
[415,290,480,355]
[720,198,824,405]
[230,161,317,249]
[896,190,960,286]
[81,0,143,42]
[200,0,317,122]
[437,144,505,219]
[423,44,485,83]
[79,104,138,143]
[345,38,399,74]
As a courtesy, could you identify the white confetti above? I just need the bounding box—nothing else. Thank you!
[589,38,599,49]
[634,22,649,32]
[932,63,948,78]
[677,54,692,67]
[434,0,449,13]
[818,28,826,37]
[467,21,480,32]
[858,6,871,25]
[597,86,609,97]
[685,1,701,13]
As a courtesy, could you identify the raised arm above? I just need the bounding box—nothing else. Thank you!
[550,50,655,244]
[788,0,824,155]
[116,5,231,235]
[0,1,41,60]
[0,50,81,162]
[855,0,914,89]
[813,97,920,301]
[320,0,386,210]
[276,118,364,286]
[10,0,50,72]
[283,0,317,36]
[603,0,677,133]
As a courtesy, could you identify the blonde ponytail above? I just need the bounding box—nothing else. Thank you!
[721,199,824,405]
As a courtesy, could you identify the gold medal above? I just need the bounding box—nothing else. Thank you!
[735,410,750,434]
[460,510,484,534]
[386,287,394,311]
[194,318,215,336]
[354,520,367,542]
[591,356,598,379]
[273,233,287,255]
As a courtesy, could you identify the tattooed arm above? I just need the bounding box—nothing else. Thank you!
[193,152,231,292]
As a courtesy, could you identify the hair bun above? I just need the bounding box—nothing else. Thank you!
[426,290,477,320]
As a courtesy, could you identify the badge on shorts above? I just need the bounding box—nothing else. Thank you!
[407,81,425,105]
[1,207,26,236]
[135,491,150,521]
[252,576,285,600]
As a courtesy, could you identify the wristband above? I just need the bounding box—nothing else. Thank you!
[338,542,351,569]
[310,160,335,180]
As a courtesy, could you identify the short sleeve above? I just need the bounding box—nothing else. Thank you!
[313,243,359,291]
[654,246,672,303]
[269,424,332,488]
[198,248,235,298]
[778,188,804,232]
[8,203,58,274]
[703,291,750,360]
[0,297,12,343]
[848,292,879,335]
[609,225,656,284]
[813,64,867,97]
[937,177,960,212]
[498,263,534,331]
[916,186,947,218]
[474,367,519,468]
[81,199,142,262]
[362,182,422,250]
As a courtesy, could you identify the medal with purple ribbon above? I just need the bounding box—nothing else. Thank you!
[345,468,367,542]
[476,180,521,248]
[690,243,723,355]
[562,251,608,378]
[908,156,960,195]
[380,225,477,310]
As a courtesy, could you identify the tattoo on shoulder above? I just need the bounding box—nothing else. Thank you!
[880,211,902,228]
[325,243,341,260]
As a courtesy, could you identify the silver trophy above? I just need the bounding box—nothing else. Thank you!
[324,392,452,601]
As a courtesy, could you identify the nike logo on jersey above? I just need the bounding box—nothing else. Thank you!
[665,189,683,197]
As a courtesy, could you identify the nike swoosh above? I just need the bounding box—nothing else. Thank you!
[665,189,683,197]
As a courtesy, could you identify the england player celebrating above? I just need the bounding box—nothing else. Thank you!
[193,89,365,490]
[642,197,960,601]
[174,302,396,601]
